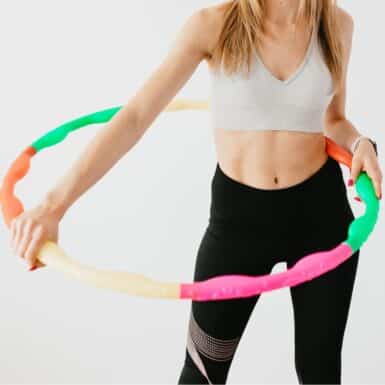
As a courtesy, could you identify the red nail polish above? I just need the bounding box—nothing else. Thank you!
[354,196,361,202]
[29,265,37,271]
[348,179,353,186]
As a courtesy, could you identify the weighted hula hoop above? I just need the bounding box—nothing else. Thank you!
[0,100,380,301]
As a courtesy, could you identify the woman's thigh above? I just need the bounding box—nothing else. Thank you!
[286,171,360,382]
[287,244,360,383]
[178,224,278,384]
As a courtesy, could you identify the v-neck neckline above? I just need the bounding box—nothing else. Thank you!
[254,27,315,86]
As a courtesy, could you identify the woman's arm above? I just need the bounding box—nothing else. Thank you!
[324,8,357,153]
[324,7,382,199]
[42,9,212,219]
[11,7,214,268]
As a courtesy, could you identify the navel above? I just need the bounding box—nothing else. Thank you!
[273,176,279,185]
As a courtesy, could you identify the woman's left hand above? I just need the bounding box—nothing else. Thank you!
[349,139,382,201]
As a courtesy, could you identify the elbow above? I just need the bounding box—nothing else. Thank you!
[324,115,347,134]
[126,101,156,136]
[118,102,147,140]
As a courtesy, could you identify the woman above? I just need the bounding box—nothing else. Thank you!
[10,0,382,384]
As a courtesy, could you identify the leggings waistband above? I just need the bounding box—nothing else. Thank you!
[213,155,341,195]
[209,155,349,236]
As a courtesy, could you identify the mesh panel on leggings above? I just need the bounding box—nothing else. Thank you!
[189,311,241,362]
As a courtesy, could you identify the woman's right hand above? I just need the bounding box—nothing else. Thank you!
[7,7,211,270]
[10,204,61,271]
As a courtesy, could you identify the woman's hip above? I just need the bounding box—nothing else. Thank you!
[192,155,355,281]
[208,155,354,245]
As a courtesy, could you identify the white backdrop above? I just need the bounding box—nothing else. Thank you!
[0,1,384,384]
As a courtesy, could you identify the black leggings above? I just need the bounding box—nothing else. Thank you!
[177,155,360,384]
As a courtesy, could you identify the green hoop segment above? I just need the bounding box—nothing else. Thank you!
[30,106,379,253]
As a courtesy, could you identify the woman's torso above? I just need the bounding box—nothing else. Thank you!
[205,5,335,190]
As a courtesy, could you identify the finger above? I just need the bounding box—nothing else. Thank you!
[366,162,383,199]
[24,225,44,269]
[16,219,34,259]
[349,160,362,186]
[32,260,45,270]
[354,196,362,202]
[374,178,382,199]
[29,259,45,271]
[12,219,24,256]
[10,218,20,249]
[372,181,382,199]
[10,219,16,247]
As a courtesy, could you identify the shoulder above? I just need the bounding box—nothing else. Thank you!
[335,5,354,46]
[181,1,231,60]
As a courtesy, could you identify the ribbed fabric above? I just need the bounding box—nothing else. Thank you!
[209,27,334,133]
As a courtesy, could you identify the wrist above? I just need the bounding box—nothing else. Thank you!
[350,135,378,156]
[40,190,69,221]
[349,135,365,154]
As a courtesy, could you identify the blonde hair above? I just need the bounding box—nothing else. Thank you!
[210,0,343,91]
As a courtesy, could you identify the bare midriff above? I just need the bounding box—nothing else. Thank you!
[213,127,328,190]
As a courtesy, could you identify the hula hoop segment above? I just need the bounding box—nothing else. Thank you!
[0,100,380,301]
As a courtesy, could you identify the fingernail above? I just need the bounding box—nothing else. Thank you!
[354,196,362,202]
[348,179,354,187]
[29,265,37,271]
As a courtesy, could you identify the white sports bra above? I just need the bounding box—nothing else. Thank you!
[209,28,335,133]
